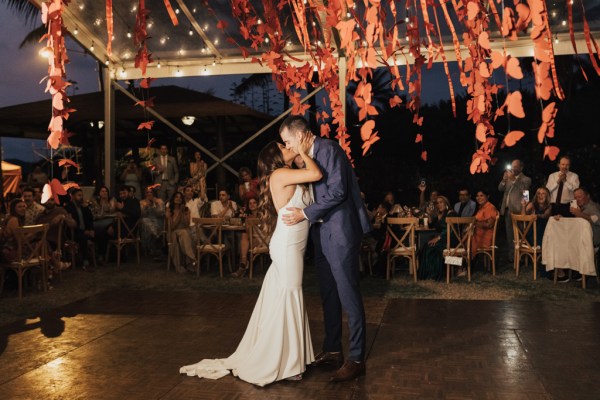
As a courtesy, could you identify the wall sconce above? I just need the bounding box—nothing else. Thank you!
[181,116,195,126]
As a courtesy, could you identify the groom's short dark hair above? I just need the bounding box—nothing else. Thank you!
[279,115,310,135]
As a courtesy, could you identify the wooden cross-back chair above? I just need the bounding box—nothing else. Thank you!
[1,224,49,300]
[105,214,141,268]
[475,213,500,276]
[245,217,271,279]
[194,217,231,278]
[443,217,475,283]
[386,217,418,281]
[511,213,541,280]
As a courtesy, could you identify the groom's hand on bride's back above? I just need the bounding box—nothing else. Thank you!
[282,207,306,225]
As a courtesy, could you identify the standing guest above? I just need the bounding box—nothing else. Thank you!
[22,187,45,226]
[471,190,499,259]
[166,191,196,273]
[64,188,95,269]
[189,151,208,201]
[418,196,456,280]
[153,144,179,202]
[546,155,579,212]
[139,187,165,257]
[237,167,260,208]
[121,159,142,199]
[498,159,531,263]
[211,189,238,219]
[26,165,49,189]
[454,188,476,217]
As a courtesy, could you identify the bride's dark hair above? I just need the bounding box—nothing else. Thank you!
[257,141,287,235]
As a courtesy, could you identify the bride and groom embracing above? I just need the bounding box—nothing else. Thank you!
[180,116,372,386]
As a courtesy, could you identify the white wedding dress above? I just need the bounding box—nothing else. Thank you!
[180,185,315,386]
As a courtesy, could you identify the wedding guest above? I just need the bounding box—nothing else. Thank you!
[1,199,26,262]
[22,187,45,226]
[26,165,49,189]
[121,159,142,199]
[471,190,499,257]
[237,167,259,208]
[166,191,196,273]
[64,188,95,269]
[570,188,600,247]
[520,187,552,246]
[211,189,238,219]
[418,183,439,217]
[546,155,579,208]
[139,187,165,257]
[418,196,456,280]
[498,159,531,262]
[232,197,269,278]
[454,187,476,217]
[153,144,179,202]
[189,151,208,201]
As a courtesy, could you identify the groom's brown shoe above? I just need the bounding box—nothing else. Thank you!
[330,361,366,382]
[312,351,344,368]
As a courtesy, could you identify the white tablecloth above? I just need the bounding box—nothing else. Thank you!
[542,217,596,276]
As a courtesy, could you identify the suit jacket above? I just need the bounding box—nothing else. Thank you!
[153,155,179,186]
[498,173,532,215]
[303,136,372,247]
[64,202,94,231]
[453,200,476,217]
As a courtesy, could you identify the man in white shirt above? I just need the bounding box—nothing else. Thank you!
[210,190,238,219]
[571,188,600,247]
[546,155,579,205]
[183,186,205,227]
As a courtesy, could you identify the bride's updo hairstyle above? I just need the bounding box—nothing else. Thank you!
[257,141,287,235]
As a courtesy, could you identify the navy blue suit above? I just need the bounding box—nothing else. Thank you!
[303,136,372,361]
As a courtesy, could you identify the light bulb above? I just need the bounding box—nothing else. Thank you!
[73,26,79,35]
[90,42,95,51]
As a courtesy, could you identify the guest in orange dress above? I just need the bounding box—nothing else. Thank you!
[471,190,498,255]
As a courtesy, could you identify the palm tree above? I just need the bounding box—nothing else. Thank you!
[1,0,39,25]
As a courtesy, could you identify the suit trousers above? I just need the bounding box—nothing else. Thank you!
[504,210,515,262]
[312,224,366,362]
[158,182,176,203]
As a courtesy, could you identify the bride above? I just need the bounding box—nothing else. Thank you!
[180,136,322,386]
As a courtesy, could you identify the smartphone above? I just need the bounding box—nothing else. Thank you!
[522,190,529,202]
[570,199,578,209]
[420,179,426,186]
[505,164,512,171]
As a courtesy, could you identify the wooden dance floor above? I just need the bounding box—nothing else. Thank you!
[1,290,599,399]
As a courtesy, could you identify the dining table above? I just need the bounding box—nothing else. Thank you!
[542,217,597,288]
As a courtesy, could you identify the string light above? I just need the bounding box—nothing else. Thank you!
[265,37,270,43]
[73,26,79,35]
[175,66,183,77]
[127,30,132,39]
[119,68,126,78]
[214,39,219,45]
[188,28,194,36]
[175,8,180,14]
[90,42,95,51]
[79,3,85,11]
[157,59,162,68]
[561,20,566,26]
[131,4,137,13]
[38,46,53,58]
[192,7,197,13]
[212,58,216,66]
[104,59,110,66]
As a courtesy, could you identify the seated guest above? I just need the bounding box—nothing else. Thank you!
[64,188,95,269]
[183,185,205,225]
[210,189,238,219]
[109,186,141,235]
[22,187,45,226]
[90,185,117,259]
[471,190,499,258]
[454,188,476,217]
[570,188,600,247]
[1,199,27,262]
[237,167,260,208]
[520,187,552,245]
[165,192,196,273]
[232,197,269,277]
[139,187,165,257]
[36,197,75,272]
[418,183,439,217]
[418,196,456,280]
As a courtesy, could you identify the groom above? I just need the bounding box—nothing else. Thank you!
[280,116,372,382]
